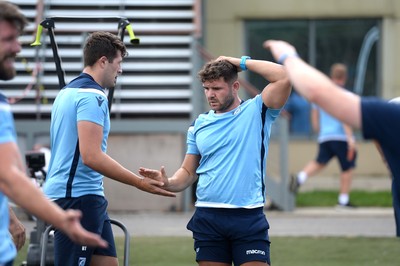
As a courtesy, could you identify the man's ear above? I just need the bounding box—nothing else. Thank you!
[233,80,240,92]
[99,56,108,67]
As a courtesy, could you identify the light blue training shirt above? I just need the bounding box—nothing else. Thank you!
[313,104,348,143]
[44,73,110,199]
[187,94,281,208]
[0,92,17,263]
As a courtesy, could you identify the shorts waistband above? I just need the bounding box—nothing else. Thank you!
[196,207,264,216]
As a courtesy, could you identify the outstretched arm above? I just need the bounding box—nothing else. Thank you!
[217,56,291,109]
[343,124,356,160]
[311,108,320,134]
[78,121,176,197]
[264,40,362,129]
[0,142,107,248]
[139,154,200,192]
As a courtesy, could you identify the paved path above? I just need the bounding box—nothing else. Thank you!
[267,207,395,237]
[22,207,396,238]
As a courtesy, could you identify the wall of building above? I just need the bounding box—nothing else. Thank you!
[18,128,189,212]
[17,126,390,212]
[204,0,400,98]
[203,0,393,181]
[13,0,397,212]
[104,134,187,211]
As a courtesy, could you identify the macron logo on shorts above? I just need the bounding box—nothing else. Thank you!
[246,249,266,256]
[78,257,86,266]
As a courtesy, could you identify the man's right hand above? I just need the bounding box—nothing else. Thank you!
[139,166,168,183]
[138,166,175,197]
[9,207,26,251]
[263,40,298,63]
[60,210,108,248]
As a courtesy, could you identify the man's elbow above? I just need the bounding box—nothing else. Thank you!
[282,77,291,92]
[304,84,321,104]
[80,153,98,168]
[278,77,292,100]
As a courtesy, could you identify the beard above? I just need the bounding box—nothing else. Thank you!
[210,93,235,113]
[0,58,17,80]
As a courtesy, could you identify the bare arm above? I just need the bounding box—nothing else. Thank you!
[343,124,355,144]
[311,108,319,133]
[217,56,291,109]
[0,142,107,248]
[343,124,356,160]
[139,154,201,192]
[264,40,362,129]
[8,206,26,251]
[78,121,176,197]
[246,59,291,109]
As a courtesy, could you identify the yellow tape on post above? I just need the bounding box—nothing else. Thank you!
[31,24,43,46]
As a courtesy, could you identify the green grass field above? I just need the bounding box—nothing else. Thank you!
[13,190,396,265]
[296,190,393,207]
[14,236,400,266]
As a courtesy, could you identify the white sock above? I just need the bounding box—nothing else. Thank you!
[297,171,308,185]
[338,194,349,205]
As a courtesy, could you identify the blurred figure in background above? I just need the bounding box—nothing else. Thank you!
[264,39,400,237]
[282,90,311,137]
[0,2,107,265]
[373,97,400,237]
[290,63,357,208]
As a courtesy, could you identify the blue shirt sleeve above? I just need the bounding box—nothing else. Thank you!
[186,124,199,155]
[76,92,108,127]
[0,105,16,144]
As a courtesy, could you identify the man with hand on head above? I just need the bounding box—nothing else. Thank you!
[264,39,400,237]
[0,2,107,265]
[140,54,291,265]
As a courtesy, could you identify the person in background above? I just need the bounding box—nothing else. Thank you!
[0,2,107,265]
[264,39,400,237]
[282,90,311,136]
[290,63,357,208]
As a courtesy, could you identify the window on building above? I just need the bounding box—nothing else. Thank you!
[245,19,380,138]
[245,19,380,96]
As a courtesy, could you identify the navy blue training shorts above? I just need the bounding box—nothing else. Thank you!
[54,195,117,266]
[316,140,357,171]
[1,260,13,266]
[187,207,271,265]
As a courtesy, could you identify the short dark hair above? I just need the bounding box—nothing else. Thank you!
[0,1,28,33]
[83,31,128,67]
[198,59,238,85]
[330,63,347,80]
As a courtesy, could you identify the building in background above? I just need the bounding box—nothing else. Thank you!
[3,0,395,211]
